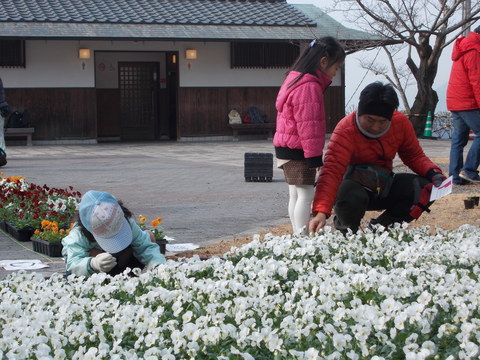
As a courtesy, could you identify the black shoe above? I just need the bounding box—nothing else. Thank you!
[369,213,412,231]
[459,171,480,184]
[453,178,472,185]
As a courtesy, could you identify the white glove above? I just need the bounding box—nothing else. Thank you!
[90,253,117,273]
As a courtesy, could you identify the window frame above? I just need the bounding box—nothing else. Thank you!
[230,41,299,69]
[0,39,26,68]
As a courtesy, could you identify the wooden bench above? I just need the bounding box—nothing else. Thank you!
[227,123,276,141]
[5,127,35,146]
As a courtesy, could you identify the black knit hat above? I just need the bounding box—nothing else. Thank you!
[357,101,395,120]
[357,82,398,120]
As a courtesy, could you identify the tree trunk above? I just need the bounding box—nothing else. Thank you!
[408,46,440,137]
[410,87,439,137]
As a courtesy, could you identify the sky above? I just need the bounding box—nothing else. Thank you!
[287,0,479,113]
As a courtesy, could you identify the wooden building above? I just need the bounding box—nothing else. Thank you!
[0,1,379,143]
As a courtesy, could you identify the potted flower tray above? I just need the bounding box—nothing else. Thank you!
[0,220,6,232]
[6,222,35,242]
[31,238,63,257]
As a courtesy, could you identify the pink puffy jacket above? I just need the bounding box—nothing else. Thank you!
[273,69,331,168]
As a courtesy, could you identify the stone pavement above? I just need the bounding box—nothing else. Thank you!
[0,138,454,279]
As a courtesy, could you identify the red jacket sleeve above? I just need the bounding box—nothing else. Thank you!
[312,116,355,217]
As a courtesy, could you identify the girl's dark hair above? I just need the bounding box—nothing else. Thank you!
[71,201,132,243]
[288,36,346,88]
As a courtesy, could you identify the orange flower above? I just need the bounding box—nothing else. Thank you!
[139,215,147,224]
[41,220,51,229]
[151,217,163,227]
[33,219,68,243]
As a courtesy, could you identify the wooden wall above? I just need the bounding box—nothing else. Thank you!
[4,85,344,140]
[96,89,120,137]
[6,88,97,139]
[178,86,345,137]
[324,86,345,133]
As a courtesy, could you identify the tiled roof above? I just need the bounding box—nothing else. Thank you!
[293,4,382,41]
[0,0,315,27]
[0,1,381,43]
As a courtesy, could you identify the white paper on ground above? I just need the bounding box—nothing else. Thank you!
[430,176,453,201]
[166,243,200,252]
[164,236,176,242]
[1,259,49,270]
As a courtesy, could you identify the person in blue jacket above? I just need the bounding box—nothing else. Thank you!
[62,190,166,277]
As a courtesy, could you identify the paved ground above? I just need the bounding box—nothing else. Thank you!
[0,138,455,279]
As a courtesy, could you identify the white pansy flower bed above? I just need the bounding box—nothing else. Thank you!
[1,224,480,359]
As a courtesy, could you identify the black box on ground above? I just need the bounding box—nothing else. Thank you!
[244,152,273,182]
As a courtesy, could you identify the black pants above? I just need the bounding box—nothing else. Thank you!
[89,246,144,276]
[333,173,430,233]
[108,246,144,276]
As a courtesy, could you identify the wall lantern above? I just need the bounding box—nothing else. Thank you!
[185,49,197,60]
[78,48,91,59]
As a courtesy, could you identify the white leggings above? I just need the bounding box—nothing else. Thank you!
[288,185,314,235]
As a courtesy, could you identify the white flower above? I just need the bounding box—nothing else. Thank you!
[332,333,350,351]
[182,310,193,323]
[231,346,256,360]
[462,342,479,358]
[421,341,437,356]
[381,297,401,314]
[394,313,407,330]
[203,326,221,344]
[304,348,319,360]
[266,334,283,352]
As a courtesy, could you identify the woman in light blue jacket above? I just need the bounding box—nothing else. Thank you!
[62,190,166,277]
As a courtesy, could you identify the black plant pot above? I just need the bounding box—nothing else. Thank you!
[32,238,63,257]
[156,239,169,255]
[6,222,35,242]
[0,220,6,232]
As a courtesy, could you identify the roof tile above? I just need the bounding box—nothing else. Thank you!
[0,0,315,26]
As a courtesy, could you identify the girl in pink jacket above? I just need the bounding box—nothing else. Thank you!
[273,36,345,235]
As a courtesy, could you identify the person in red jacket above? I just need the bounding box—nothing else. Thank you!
[447,25,480,185]
[273,36,345,235]
[309,82,446,234]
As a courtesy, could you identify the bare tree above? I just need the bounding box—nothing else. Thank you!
[333,0,480,135]
[358,44,413,113]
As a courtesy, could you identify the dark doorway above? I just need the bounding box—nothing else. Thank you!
[118,62,159,140]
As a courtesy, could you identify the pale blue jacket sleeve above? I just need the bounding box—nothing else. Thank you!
[129,218,166,268]
[61,225,101,277]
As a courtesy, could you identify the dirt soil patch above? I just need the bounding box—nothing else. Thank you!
[169,159,480,260]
